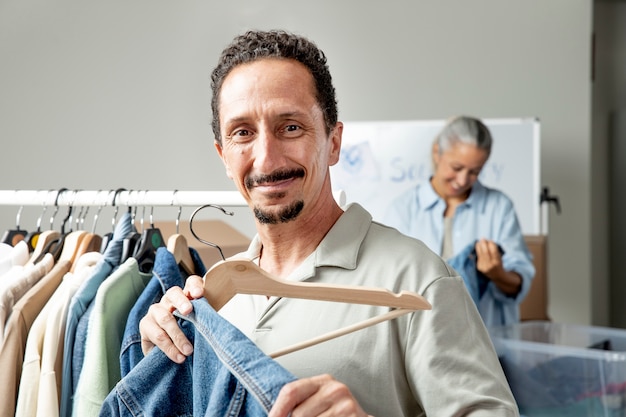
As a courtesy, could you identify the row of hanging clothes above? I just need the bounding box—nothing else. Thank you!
[0,189,245,417]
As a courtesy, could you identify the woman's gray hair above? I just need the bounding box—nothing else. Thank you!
[434,116,493,156]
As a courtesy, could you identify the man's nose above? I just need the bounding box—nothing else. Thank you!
[253,129,284,169]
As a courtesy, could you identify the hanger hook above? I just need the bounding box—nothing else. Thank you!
[75,204,84,231]
[149,205,156,229]
[188,204,234,261]
[171,190,181,234]
[61,190,78,234]
[110,188,127,232]
[91,189,106,234]
[35,190,52,232]
[52,188,68,232]
[138,191,147,233]
[129,190,140,225]
[15,205,24,231]
[75,190,90,231]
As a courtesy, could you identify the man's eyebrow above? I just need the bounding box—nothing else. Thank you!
[224,111,308,125]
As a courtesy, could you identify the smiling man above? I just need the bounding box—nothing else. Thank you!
[135,30,519,417]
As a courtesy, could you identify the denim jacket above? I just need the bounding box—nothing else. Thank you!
[447,241,516,326]
[119,247,206,377]
[100,298,297,417]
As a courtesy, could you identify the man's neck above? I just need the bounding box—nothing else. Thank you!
[256,198,343,279]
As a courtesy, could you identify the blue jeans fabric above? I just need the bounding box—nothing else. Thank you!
[100,298,297,417]
[447,242,490,306]
[119,247,206,377]
[447,241,512,326]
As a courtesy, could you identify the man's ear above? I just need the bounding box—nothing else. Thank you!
[328,122,343,167]
[214,140,233,179]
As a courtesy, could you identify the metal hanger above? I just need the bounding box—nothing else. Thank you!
[166,190,195,275]
[100,188,125,253]
[120,190,142,263]
[188,203,235,262]
[58,190,89,265]
[71,192,103,271]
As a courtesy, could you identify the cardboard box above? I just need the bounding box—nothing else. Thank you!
[152,219,251,270]
[520,235,549,321]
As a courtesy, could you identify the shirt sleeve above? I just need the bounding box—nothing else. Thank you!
[490,196,535,304]
[406,274,520,416]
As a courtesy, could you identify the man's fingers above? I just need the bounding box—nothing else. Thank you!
[183,274,205,300]
[139,302,191,362]
[269,375,327,417]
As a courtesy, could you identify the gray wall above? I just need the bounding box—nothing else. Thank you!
[0,1,600,325]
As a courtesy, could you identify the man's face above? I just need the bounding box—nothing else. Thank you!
[215,58,341,225]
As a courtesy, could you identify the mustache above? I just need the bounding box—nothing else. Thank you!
[245,169,305,189]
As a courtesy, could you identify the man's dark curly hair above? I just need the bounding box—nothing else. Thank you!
[211,30,338,145]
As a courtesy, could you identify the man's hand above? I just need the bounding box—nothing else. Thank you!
[139,274,205,363]
[268,374,371,417]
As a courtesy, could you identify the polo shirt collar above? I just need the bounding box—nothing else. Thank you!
[242,203,370,281]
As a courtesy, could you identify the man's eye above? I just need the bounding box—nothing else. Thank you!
[227,129,253,142]
[234,129,250,137]
[280,124,303,138]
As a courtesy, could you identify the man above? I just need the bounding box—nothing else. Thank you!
[139,30,518,416]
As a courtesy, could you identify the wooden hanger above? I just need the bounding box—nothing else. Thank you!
[203,258,431,357]
[27,229,61,265]
[58,230,88,264]
[70,232,102,272]
[167,233,195,276]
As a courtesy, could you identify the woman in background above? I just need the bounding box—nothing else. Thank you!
[384,115,535,327]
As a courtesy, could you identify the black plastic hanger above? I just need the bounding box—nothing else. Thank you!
[132,205,165,273]
[100,188,126,253]
[32,188,67,264]
[23,190,54,252]
[1,205,28,246]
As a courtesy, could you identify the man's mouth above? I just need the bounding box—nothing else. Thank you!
[245,169,305,189]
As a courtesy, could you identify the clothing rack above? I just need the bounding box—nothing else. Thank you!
[0,189,346,208]
[0,190,248,208]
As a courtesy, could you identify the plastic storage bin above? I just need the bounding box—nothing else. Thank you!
[489,321,626,417]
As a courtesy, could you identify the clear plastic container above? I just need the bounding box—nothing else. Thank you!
[489,321,626,417]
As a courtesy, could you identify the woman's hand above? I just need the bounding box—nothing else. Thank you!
[474,238,504,278]
[474,238,522,296]
[138,274,205,362]
[268,374,372,417]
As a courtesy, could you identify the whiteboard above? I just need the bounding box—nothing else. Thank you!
[330,118,541,234]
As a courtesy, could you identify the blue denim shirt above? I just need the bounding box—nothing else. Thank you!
[100,298,297,417]
[119,246,206,377]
